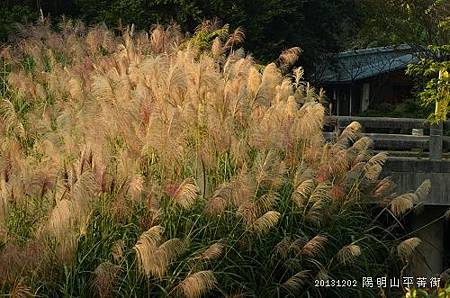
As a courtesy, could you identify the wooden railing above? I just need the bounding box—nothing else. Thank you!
[324,116,449,160]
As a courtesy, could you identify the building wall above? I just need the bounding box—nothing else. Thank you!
[367,69,414,106]
[325,68,414,116]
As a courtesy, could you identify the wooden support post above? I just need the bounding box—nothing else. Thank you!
[430,122,443,160]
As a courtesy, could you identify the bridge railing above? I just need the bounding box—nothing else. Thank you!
[323,116,449,160]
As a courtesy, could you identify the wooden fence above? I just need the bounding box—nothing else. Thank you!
[323,116,449,160]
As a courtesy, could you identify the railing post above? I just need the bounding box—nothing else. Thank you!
[429,122,443,160]
[335,117,341,136]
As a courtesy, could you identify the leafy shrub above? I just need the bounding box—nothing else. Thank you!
[407,45,450,123]
[358,98,430,119]
[0,4,37,41]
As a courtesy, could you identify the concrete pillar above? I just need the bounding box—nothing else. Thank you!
[349,89,352,116]
[335,117,341,136]
[409,206,445,277]
[430,123,443,160]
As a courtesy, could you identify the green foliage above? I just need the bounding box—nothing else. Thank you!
[358,0,450,122]
[0,4,37,41]
[72,0,361,66]
[0,0,362,75]
[357,0,450,47]
[358,99,430,119]
[404,281,450,298]
[407,50,450,123]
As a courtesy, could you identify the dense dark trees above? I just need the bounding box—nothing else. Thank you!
[0,0,362,76]
[5,1,445,79]
[357,0,450,121]
[357,0,450,48]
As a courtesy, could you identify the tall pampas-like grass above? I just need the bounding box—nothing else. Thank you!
[336,244,361,265]
[390,194,415,216]
[134,225,164,277]
[0,20,434,297]
[195,241,225,261]
[397,237,421,263]
[93,262,121,298]
[282,270,311,293]
[249,210,281,235]
[0,99,25,138]
[301,235,328,258]
[134,226,186,279]
[167,178,199,209]
[389,180,431,216]
[363,152,388,181]
[174,270,217,298]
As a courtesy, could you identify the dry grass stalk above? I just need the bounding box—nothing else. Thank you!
[390,194,415,216]
[249,211,280,235]
[336,121,362,149]
[397,237,421,263]
[415,179,431,201]
[134,228,186,279]
[336,244,361,265]
[205,196,228,216]
[292,179,315,208]
[282,270,311,293]
[133,225,163,276]
[278,47,302,69]
[175,270,217,298]
[302,235,327,258]
[363,152,387,181]
[170,179,199,209]
[111,240,125,263]
[373,177,395,198]
[93,262,121,298]
[275,237,293,258]
[9,280,33,298]
[224,27,245,50]
[196,241,225,261]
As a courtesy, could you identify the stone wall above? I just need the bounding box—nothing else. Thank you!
[383,157,450,205]
[383,157,449,276]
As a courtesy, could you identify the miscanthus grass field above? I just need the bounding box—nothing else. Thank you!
[0,19,434,297]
